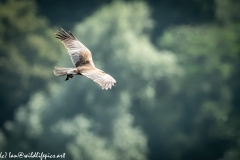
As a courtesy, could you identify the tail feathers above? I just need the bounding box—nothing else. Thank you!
[53,67,74,76]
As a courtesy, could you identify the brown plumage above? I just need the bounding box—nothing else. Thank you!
[53,28,117,90]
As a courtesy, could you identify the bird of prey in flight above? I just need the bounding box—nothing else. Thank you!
[54,28,117,90]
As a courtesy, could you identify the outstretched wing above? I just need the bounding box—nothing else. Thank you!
[81,69,117,90]
[55,28,92,67]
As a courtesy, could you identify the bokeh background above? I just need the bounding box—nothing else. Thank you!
[0,0,240,160]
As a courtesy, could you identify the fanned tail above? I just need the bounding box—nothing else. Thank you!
[53,67,74,76]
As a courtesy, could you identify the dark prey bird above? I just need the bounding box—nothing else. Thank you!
[53,28,116,90]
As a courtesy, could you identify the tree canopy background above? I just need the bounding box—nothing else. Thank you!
[0,0,240,160]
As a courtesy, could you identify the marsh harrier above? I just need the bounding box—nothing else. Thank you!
[53,28,116,90]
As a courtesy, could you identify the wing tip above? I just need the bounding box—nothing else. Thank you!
[55,28,76,40]
[101,81,117,90]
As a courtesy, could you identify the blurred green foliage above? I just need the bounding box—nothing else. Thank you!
[158,24,240,160]
[0,0,63,126]
[156,0,240,158]
[0,0,240,160]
